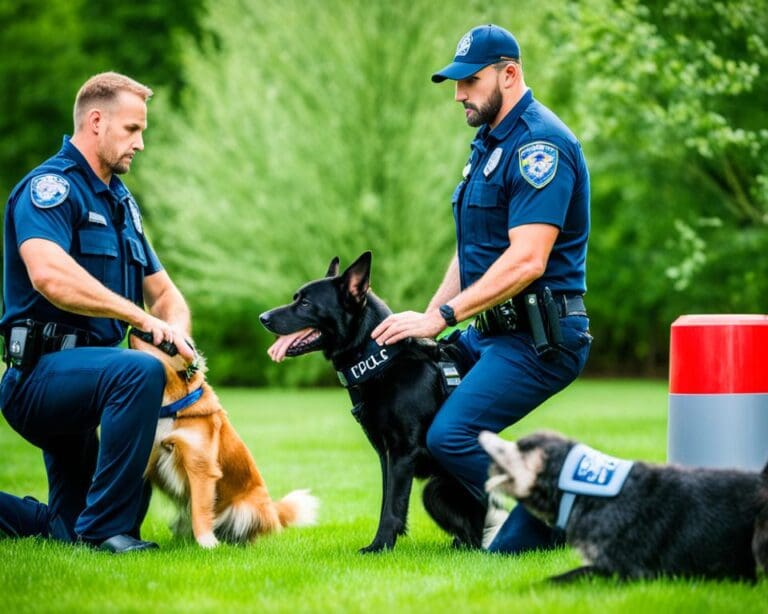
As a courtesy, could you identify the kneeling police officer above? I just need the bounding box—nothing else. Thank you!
[0,72,196,553]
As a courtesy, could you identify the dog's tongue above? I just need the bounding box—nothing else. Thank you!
[288,329,320,349]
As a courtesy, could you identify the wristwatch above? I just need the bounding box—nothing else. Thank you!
[439,304,458,327]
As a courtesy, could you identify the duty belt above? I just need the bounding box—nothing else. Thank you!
[474,288,587,359]
[2,320,91,371]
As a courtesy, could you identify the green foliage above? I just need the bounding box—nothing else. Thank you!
[3,382,768,611]
[541,0,768,373]
[137,1,552,385]
[0,0,205,199]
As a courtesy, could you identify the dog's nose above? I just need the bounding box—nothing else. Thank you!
[259,312,271,327]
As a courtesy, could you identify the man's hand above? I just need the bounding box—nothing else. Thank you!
[267,328,315,363]
[371,310,446,346]
[136,314,196,363]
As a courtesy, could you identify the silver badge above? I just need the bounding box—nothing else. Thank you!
[483,147,503,177]
[127,196,143,234]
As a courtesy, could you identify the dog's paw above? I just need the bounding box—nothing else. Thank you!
[359,540,393,554]
[196,532,220,549]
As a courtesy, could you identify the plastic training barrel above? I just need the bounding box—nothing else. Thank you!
[668,314,768,471]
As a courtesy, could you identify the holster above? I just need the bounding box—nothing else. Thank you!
[475,287,585,360]
[2,320,91,372]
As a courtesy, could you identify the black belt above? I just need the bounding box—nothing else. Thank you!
[475,292,586,337]
[2,320,91,371]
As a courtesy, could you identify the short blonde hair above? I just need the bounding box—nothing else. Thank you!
[73,72,153,129]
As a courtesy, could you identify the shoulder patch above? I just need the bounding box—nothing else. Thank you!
[518,141,558,189]
[30,174,70,208]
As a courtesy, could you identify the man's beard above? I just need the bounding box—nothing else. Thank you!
[465,86,502,128]
[98,146,131,175]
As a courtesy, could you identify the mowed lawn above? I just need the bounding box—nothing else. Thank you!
[1,380,766,613]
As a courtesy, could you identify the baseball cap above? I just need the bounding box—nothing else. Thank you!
[431,24,520,83]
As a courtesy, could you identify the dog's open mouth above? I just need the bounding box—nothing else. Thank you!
[286,328,324,357]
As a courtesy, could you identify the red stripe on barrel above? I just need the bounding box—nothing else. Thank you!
[669,314,768,394]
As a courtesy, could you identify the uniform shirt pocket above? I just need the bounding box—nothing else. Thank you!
[464,181,508,245]
[76,228,120,290]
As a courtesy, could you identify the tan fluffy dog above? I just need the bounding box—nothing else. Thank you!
[130,333,318,548]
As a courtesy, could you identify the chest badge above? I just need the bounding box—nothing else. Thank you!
[127,196,143,234]
[519,141,559,188]
[30,174,70,208]
[483,147,503,178]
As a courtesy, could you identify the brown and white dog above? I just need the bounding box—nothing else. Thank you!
[130,331,319,548]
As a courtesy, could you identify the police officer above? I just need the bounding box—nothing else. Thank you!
[0,72,196,553]
[371,25,592,553]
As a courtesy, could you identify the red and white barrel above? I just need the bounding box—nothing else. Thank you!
[668,314,768,471]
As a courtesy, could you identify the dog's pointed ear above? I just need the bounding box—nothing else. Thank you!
[326,256,340,278]
[340,251,371,304]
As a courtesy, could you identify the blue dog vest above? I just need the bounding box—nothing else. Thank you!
[555,444,634,531]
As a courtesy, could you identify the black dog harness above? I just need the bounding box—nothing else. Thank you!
[333,338,462,421]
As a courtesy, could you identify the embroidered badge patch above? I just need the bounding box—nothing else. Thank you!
[30,174,69,208]
[127,196,143,234]
[483,147,503,178]
[518,141,559,189]
[456,33,472,57]
[558,444,634,497]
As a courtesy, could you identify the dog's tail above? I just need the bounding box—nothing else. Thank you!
[274,489,319,528]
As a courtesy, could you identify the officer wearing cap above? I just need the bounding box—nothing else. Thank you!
[0,72,196,553]
[372,25,592,553]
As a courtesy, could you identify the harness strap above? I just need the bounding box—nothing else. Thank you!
[159,386,203,418]
[555,492,577,531]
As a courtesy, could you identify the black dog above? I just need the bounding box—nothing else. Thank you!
[480,430,768,582]
[259,252,486,552]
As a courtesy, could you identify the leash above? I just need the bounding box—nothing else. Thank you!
[129,327,200,379]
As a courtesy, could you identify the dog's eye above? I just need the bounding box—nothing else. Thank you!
[299,298,312,308]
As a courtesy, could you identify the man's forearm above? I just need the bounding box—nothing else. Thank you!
[147,287,191,334]
[21,240,148,327]
[426,252,461,311]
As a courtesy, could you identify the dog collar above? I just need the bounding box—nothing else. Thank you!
[334,338,404,387]
[555,444,634,531]
[159,386,204,418]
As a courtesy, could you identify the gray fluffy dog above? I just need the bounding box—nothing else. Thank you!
[480,430,768,582]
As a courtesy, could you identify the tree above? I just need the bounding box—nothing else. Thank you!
[542,0,768,373]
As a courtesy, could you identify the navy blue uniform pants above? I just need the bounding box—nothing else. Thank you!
[0,347,165,543]
[427,316,591,553]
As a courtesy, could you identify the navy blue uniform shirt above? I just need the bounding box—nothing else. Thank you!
[451,89,590,294]
[1,136,162,345]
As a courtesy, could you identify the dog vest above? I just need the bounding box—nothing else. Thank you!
[555,444,634,531]
[335,338,405,388]
[334,338,463,422]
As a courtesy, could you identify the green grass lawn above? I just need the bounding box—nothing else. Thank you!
[1,380,766,613]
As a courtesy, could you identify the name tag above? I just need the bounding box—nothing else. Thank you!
[88,211,108,226]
